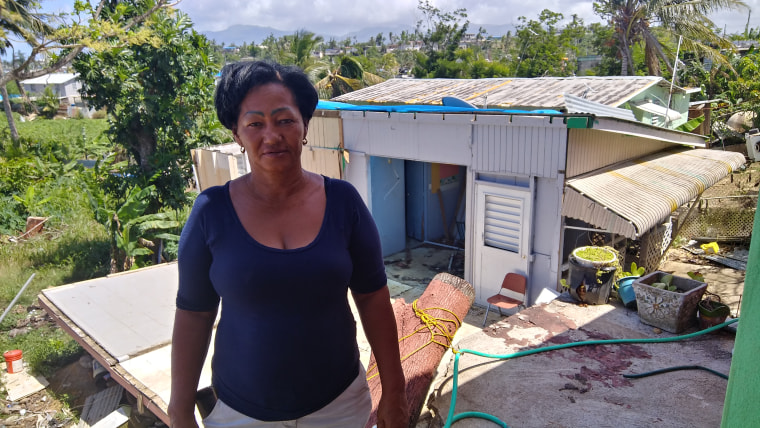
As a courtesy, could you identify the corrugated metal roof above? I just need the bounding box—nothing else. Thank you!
[21,73,78,85]
[562,148,746,239]
[333,76,681,109]
[564,93,636,121]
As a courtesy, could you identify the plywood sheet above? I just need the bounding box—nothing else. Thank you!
[119,340,214,408]
[41,263,178,361]
[1,366,49,401]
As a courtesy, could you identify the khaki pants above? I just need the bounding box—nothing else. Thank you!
[203,366,371,428]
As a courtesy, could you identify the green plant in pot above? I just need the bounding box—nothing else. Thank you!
[568,246,620,305]
[697,293,731,330]
[615,262,645,309]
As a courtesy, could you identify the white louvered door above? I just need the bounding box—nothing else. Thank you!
[473,180,533,305]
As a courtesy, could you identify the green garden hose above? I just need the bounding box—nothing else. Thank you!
[442,318,738,427]
[624,365,728,380]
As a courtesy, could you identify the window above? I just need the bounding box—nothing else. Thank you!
[483,194,522,253]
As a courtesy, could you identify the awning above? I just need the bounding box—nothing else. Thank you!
[562,148,746,239]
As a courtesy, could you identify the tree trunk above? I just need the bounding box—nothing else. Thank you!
[128,118,157,172]
[365,273,475,428]
[15,79,36,114]
[645,41,661,77]
[619,35,635,76]
[0,62,20,142]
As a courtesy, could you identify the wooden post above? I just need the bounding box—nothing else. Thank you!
[365,273,475,427]
[24,216,48,238]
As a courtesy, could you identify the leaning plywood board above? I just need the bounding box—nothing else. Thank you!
[39,262,213,426]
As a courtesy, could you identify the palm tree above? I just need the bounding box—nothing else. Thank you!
[1,0,53,140]
[593,0,748,76]
[280,30,323,71]
[313,56,385,99]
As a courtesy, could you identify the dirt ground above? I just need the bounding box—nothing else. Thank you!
[0,309,164,427]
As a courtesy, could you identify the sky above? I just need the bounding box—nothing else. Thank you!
[176,0,758,36]
[4,0,754,59]
[37,0,758,37]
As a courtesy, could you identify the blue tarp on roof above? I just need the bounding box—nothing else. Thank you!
[316,100,562,115]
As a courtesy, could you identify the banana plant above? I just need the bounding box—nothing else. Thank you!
[90,184,180,272]
[12,185,52,217]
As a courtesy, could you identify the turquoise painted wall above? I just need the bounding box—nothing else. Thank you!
[721,196,760,425]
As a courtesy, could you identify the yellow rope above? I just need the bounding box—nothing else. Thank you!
[366,299,463,381]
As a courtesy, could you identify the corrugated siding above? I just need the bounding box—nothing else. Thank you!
[191,143,247,191]
[566,128,674,178]
[472,117,566,178]
[562,148,746,238]
[303,115,343,178]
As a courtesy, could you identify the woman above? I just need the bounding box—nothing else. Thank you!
[169,60,409,427]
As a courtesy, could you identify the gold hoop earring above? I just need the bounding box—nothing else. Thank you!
[240,146,245,153]
[302,138,308,146]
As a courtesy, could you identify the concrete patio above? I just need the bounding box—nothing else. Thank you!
[375,242,741,427]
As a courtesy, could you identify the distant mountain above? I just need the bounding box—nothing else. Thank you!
[199,23,515,47]
[202,25,293,46]
[476,24,517,37]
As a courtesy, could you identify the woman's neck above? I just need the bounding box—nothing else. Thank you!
[244,169,313,206]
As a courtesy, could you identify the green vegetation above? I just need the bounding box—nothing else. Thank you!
[622,261,646,277]
[651,273,677,291]
[574,246,616,262]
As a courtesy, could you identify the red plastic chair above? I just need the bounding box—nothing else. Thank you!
[483,273,527,326]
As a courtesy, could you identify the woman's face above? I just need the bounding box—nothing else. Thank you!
[233,83,308,174]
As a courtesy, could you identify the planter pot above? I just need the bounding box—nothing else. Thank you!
[567,258,617,305]
[697,301,730,330]
[571,246,618,269]
[632,271,707,333]
[616,276,639,308]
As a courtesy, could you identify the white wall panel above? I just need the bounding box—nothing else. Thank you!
[472,122,566,178]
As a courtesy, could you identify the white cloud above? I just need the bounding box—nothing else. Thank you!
[176,0,757,35]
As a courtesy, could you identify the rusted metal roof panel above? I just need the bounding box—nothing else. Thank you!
[562,148,746,238]
[333,76,671,109]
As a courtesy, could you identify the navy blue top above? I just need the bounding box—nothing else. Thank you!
[176,176,387,421]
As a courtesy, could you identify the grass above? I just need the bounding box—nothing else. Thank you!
[1,113,113,390]
[1,112,111,160]
[0,214,110,377]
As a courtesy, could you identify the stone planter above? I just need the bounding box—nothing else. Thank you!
[632,271,707,333]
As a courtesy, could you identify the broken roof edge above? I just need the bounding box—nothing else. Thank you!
[591,117,708,147]
[316,99,562,115]
[318,100,713,144]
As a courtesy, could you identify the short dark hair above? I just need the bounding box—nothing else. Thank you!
[215,61,319,131]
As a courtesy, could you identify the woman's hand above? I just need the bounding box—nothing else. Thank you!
[376,389,410,427]
[168,410,200,428]
[354,286,409,427]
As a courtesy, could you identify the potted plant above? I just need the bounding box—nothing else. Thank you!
[632,271,707,333]
[567,246,620,305]
[615,262,645,309]
[697,295,731,329]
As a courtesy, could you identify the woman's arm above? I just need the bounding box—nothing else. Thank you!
[168,308,217,428]
[353,286,409,427]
